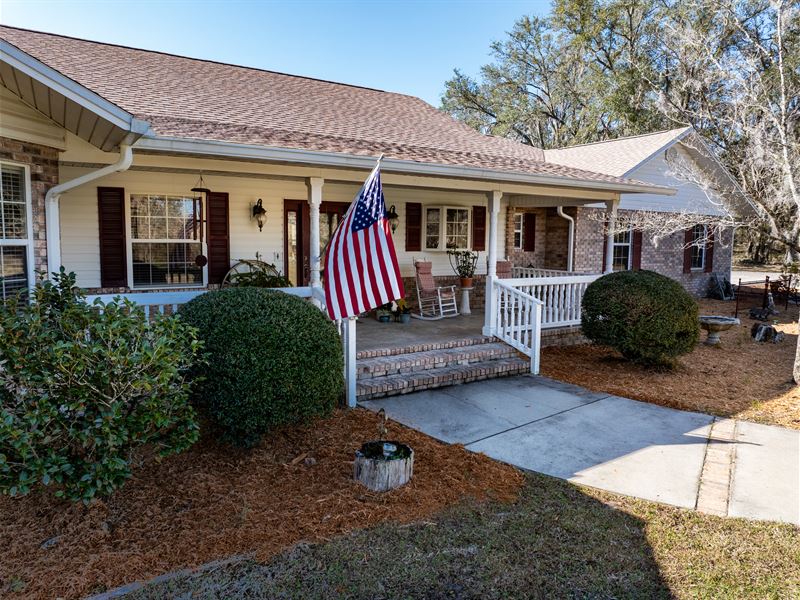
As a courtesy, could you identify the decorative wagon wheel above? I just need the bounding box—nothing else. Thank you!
[221,259,281,287]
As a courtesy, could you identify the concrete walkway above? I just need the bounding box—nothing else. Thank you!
[361,375,800,526]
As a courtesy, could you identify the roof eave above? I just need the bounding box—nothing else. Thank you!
[0,39,151,149]
[135,135,677,196]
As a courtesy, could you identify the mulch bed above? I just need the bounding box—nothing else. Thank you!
[542,299,800,429]
[0,409,523,599]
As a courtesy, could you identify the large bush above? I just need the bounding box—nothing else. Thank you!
[581,270,699,367]
[0,271,202,502]
[179,288,343,447]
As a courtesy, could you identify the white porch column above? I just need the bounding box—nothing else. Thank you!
[483,190,502,336]
[307,177,324,296]
[604,198,619,274]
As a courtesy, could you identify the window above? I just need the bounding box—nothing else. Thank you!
[690,224,707,270]
[513,213,524,249]
[130,194,203,287]
[424,206,471,250]
[0,163,31,301]
[612,227,633,271]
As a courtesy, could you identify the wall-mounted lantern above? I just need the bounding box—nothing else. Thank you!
[252,198,267,231]
[385,204,399,234]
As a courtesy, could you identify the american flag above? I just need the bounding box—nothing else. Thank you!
[323,159,404,320]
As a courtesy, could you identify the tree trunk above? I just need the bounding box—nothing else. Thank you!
[794,331,800,385]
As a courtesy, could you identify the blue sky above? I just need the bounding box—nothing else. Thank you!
[0,0,550,106]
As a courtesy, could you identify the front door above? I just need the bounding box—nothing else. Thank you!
[284,200,348,286]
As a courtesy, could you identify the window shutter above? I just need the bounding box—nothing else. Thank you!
[206,192,230,284]
[523,213,536,252]
[632,230,643,270]
[472,205,486,251]
[683,228,693,273]
[405,202,421,251]
[602,222,608,272]
[97,186,127,288]
[704,228,715,273]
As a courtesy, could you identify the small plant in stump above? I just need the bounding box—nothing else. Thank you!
[354,408,414,492]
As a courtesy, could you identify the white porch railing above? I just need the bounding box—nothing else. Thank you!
[511,266,576,278]
[84,286,358,408]
[501,274,602,329]
[492,279,543,374]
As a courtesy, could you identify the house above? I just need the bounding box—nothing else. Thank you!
[0,26,734,402]
[542,128,740,295]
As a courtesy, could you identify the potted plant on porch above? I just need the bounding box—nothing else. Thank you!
[392,299,412,323]
[447,249,478,288]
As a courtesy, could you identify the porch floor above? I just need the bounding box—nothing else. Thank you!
[356,313,487,355]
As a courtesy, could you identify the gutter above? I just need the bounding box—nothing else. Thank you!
[136,136,676,196]
[45,144,133,277]
[556,206,575,271]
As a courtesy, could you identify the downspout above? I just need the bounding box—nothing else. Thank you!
[45,144,134,278]
[556,206,575,272]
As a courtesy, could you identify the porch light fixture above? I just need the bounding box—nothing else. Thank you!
[385,204,399,234]
[252,198,267,231]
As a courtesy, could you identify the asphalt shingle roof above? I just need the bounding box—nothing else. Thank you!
[0,25,669,190]
[544,128,692,177]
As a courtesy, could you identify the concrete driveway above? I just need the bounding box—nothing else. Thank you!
[361,375,800,525]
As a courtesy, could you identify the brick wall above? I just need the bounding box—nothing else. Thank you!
[543,207,574,270]
[0,137,59,275]
[504,207,548,266]
[572,207,734,296]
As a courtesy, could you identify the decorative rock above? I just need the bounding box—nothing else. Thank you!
[751,323,785,343]
[354,440,414,492]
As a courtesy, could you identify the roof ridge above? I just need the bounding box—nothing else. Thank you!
[547,127,691,152]
[0,23,423,100]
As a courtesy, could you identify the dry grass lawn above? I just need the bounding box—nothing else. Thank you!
[542,299,800,429]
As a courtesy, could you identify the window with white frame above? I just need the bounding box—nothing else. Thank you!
[130,194,203,287]
[424,206,471,250]
[690,224,707,270]
[0,163,31,301]
[612,227,633,271]
[513,213,524,249]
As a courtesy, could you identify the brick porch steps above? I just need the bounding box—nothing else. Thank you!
[356,339,530,401]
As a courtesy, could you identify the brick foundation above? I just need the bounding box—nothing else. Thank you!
[0,136,59,276]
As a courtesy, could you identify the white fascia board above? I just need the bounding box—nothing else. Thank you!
[136,135,676,196]
[0,39,150,135]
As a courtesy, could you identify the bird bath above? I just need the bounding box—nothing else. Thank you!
[699,316,740,345]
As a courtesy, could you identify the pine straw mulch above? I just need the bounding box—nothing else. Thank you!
[0,408,523,600]
[541,299,800,430]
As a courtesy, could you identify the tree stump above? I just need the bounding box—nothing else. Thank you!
[354,441,414,492]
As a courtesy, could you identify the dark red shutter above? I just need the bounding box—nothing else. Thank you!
[683,228,693,273]
[704,228,715,273]
[523,213,536,252]
[602,230,608,272]
[97,186,127,288]
[206,192,230,285]
[632,230,643,270]
[472,205,486,251]
[405,202,422,251]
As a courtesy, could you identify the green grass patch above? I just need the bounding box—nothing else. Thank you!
[129,473,800,599]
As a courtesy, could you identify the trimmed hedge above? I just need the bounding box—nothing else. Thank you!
[581,270,699,367]
[179,288,343,446]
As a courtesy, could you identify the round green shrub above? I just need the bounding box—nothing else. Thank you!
[179,288,343,446]
[581,270,699,367]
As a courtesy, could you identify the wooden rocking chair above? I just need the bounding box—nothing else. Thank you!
[413,261,459,320]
